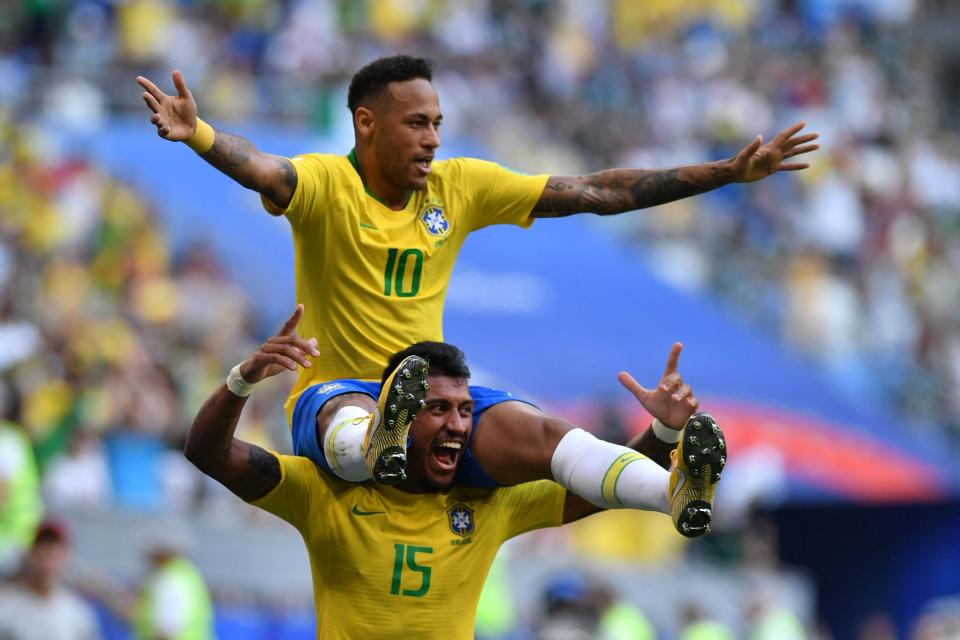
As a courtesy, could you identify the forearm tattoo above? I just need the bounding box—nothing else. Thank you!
[231,444,281,502]
[202,131,252,173]
[534,164,732,217]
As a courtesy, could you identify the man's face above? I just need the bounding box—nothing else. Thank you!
[26,540,67,586]
[402,374,473,493]
[369,78,442,192]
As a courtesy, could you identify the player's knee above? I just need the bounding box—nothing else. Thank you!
[316,394,375,439]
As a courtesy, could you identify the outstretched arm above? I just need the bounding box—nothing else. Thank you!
[184,305,319,501]
[532,122,819,218]
[137,70,298,212]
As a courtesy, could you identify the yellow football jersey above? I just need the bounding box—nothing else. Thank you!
[262,152,548,420]
[252,454,566,640]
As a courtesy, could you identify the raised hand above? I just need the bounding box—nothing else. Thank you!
[618,342,699,431]
[239,305,320,384]
[137,69,199,141]
[730,121,820,183]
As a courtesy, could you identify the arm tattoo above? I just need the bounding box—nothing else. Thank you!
[202,131,252,173]
[200,131,297,205]
[230,444,281,502]
[279,157,297,191]
[534,163,732,217]
[260,157,297,209]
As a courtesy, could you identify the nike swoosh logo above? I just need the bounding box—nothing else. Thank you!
[671,468,687,502]
[359,222,378,230]
[352,505,385,517]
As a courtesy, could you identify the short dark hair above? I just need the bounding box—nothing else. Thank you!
[381,342,470,386]
[347,55,434,114]
[33,520,68,547]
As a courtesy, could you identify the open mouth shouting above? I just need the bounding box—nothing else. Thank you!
[431,439,462,472]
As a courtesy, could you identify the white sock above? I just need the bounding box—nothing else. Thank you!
[550,428,670,514]
[323,406,373,482]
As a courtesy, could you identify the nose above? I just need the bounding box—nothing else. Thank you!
[445,411,469,437]
[423,124,440,150]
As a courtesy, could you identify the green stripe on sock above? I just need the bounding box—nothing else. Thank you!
[601,452,646,506]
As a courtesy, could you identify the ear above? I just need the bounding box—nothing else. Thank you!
[354,106,375,137]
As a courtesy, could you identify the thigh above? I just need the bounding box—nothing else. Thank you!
[290,380,378,468]
[471,400,575,486]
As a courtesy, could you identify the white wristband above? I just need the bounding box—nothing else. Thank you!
[651,418,682,443]
[225,364,255,397]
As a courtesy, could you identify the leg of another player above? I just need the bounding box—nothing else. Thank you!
[312,355,430,485]
[315,393,377,482]
[472,402,672,513]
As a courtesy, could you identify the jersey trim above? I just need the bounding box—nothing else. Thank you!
[347,148,413,209]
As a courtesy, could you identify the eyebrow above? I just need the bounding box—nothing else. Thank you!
[405,112,443,122]
[425,398,472,408]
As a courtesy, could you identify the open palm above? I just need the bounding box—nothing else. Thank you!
[731,121,820,183]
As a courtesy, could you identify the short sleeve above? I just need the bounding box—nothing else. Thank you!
[250,454,327,532]
[260,154,332,225]
[497,480,566,539]
[458,159,549,231]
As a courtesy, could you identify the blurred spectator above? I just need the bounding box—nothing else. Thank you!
[88,528,214,640]
[0,391,41,576]
[679,602,735,640]
[0,520,101,640]
[594,584,655,640]
[536,571,597,640]
[746,590,808,640]
[130,531,214,640]
[533,573,655,640]
[42,430,111,510]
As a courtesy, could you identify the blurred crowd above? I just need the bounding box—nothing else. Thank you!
[2,0,960,638]
[0,115,296,523]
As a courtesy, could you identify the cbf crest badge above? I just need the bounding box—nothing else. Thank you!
[420,202,450,237]
[447,503,474,537]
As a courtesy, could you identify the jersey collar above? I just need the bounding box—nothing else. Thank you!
[347,148,413,209]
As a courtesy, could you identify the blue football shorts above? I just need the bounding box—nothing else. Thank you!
[291,379,535,488]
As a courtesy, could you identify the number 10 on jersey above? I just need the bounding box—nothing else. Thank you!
[383,248,423,297]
